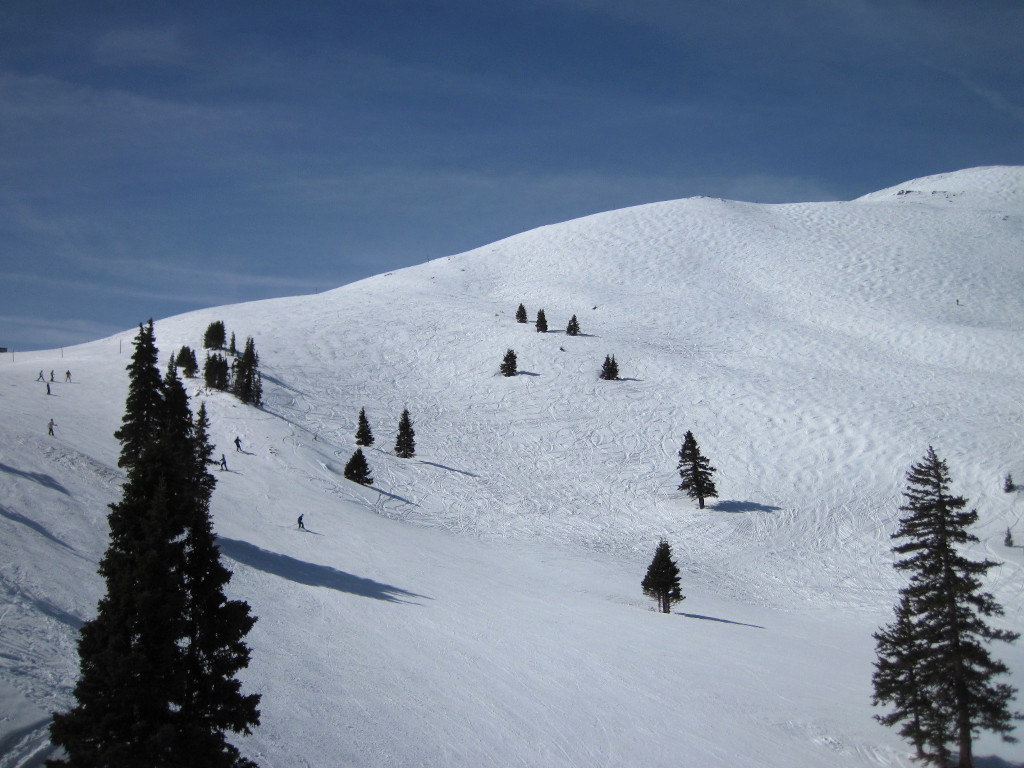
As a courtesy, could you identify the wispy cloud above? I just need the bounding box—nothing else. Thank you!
[93,26,190,67]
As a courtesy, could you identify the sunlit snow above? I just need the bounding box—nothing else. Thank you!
[2,166,1022,767]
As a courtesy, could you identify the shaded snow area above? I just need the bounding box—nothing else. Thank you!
[3,166,1024,767]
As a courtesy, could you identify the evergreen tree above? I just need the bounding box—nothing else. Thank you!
[176,346,199,378]
[677,430,717,509]
[229,332,237,356]
[516,303,528,323]
[600,354,619,381]
[395,408,416,458]
[112,320,163,473]
[203,321,226,350]
[204,354,230,391]
[873,600,950,763]
[1005,473,1015,493]
[49,325,259,768]
[535,309,548,333]
[231,337,262,406]
[1006,528,1014,548]
[175,401,260,766]
[344,449,373,485]
[641,539,684,613]
[872,447,1021,767]
[500,349,518,377]
[565,315,580,336]
[355,408,374,447]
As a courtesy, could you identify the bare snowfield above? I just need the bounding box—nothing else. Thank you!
[2,166,1023,766]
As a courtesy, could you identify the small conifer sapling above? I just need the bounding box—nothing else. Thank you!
[535,309,548,333]
[355,408,374,447]
[566,315,580,336]
[500,349,518,377]
[599,354,619,381]
[395,408,416,458]
[641,539,684,613]
[516,303,528,323]
[344,449,373,485]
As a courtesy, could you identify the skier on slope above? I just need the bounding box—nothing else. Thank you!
[47,419,56,436]
[297,514,306,530]
[234,436,242,451]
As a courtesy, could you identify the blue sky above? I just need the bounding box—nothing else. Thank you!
[2,1,1022,351]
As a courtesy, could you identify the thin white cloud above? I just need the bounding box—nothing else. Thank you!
[93,26,190,67]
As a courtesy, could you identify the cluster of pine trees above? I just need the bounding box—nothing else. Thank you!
[516,303,581,337]
[49,320,260,767]
[343,407,416,486]
[194,321,263,406]
[507,303,619,380]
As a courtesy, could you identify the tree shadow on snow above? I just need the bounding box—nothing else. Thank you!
[0,504,79,554]
[679,612,764,629]
[974,757,1024,768]
[711,500,781,513]
[515,371,541,377]
[418,460,479,478]
[0,461,70,495]
[217,538,429,604]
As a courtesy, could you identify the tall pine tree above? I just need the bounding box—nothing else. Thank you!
[395,408,416,458]
[677,430,717,509]
[49,324,260,768]
[873,447,1021,767]
[515,303,528,323]
[641,539,684,613]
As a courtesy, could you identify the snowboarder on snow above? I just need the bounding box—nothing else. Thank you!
[234,436,242,451]
[219,454,228,471]
[297,514,305,530]
[47,419,56,436]
[64,370,71,382]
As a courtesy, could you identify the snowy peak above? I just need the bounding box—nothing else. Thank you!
[855,165,1024,210]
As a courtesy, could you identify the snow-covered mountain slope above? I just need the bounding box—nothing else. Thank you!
[2,166,1023,767]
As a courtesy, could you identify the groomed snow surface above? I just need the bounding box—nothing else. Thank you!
[2,166,1023,767]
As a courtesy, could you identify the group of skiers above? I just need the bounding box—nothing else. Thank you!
[37,369,71,396]
[40,377,310,531]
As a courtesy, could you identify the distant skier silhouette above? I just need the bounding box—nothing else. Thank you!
[234,436,242,451]
[36,370,44,381]
[219,454,228,471]
[297,514,306,531]
[47,419,56,436]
